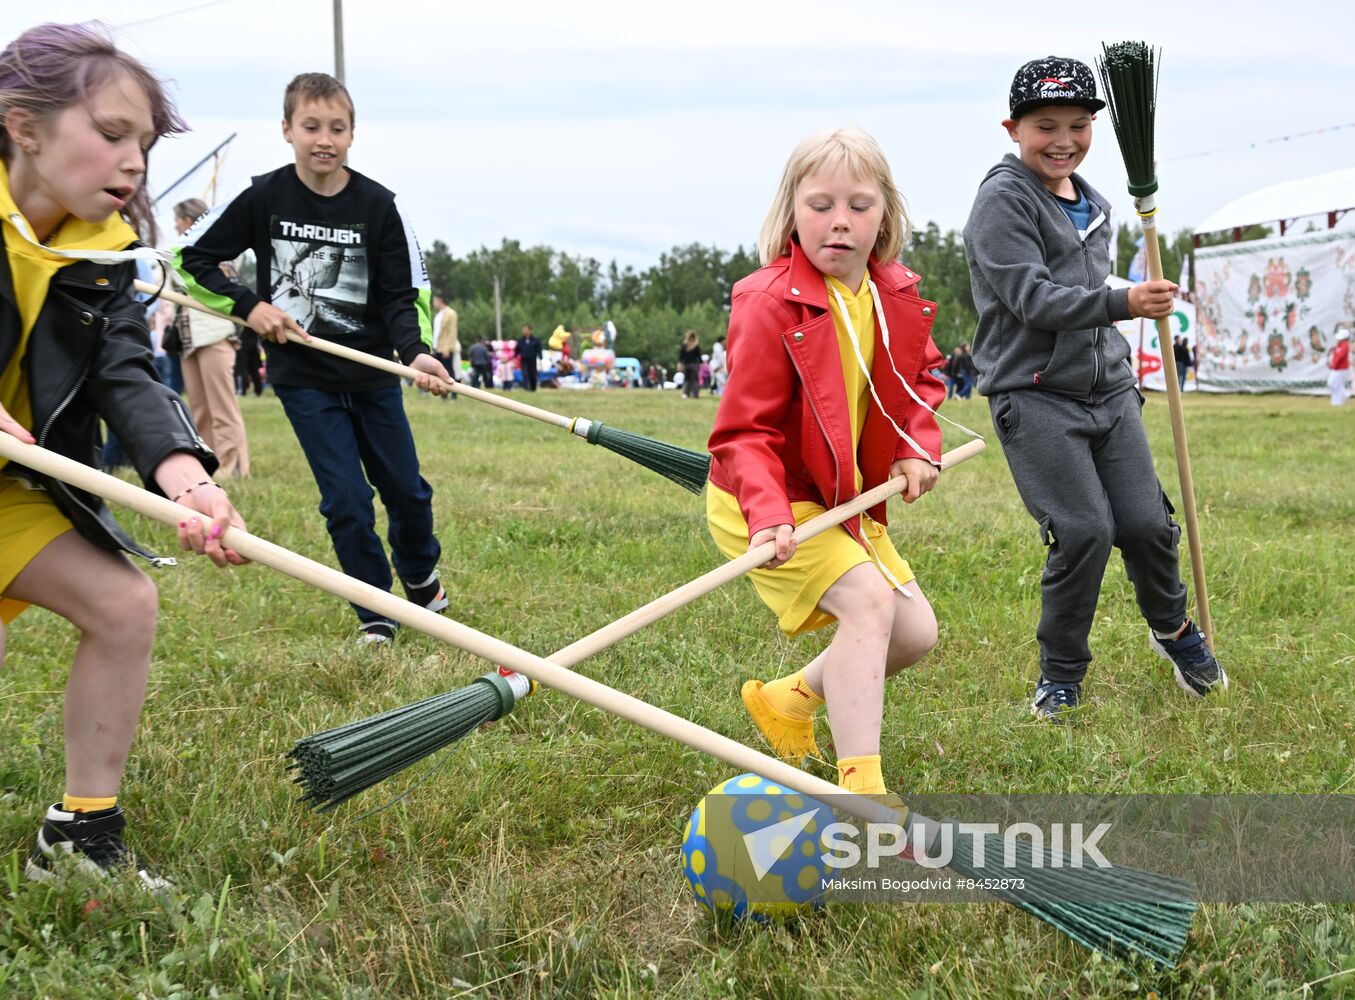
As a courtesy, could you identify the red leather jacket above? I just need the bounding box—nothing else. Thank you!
[708,244,945,542]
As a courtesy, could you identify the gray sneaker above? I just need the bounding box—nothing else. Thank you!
[1031,679,1081,723]
[1150,620,1228,699]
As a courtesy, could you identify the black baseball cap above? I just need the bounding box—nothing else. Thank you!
[1008,55,1106,119]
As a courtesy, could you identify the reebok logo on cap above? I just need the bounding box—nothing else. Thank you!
[1009,56,1106,119]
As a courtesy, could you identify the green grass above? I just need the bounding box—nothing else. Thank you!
[2,388,1353,998]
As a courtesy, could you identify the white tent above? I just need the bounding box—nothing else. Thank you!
[1192,168,1355,236]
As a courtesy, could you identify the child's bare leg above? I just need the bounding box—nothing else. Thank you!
[803,579,938,691]
[811,563,896,760]
[5,532,158,798]
[884,582,938,676]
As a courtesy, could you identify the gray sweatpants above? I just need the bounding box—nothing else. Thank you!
[989,388,1188,684]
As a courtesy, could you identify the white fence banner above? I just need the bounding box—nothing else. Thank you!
[1193,229,1355,394]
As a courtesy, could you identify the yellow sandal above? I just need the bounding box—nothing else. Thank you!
[740,679,820,766]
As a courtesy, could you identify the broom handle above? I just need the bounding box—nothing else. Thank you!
[0,433,904,828]
[136,280,574,431]
[550,438,986,667]
[1139,218,1213,645]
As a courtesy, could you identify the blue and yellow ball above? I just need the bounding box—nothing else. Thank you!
[681,773,834,921]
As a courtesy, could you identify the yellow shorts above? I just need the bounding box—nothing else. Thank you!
[706,483,913,636]
[0,473,74,624]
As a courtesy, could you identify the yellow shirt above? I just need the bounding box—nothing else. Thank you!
[0,160,141,623]
[824,273,876,491]
[0,159,140,431]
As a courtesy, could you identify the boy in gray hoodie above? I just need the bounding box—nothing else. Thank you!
[963,55,1227,721]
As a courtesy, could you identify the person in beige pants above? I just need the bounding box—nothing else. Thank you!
[173,200,251,478]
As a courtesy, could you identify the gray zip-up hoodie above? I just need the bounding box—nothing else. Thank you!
[963,153,1135,400]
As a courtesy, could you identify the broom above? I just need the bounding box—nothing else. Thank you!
[0,432,1193,968]
[1094,43,1213,646]
[291,440,986,809]
[135,281,711,494]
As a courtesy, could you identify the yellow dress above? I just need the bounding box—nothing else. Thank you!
[0,161,140,623]
[706,273,913,635]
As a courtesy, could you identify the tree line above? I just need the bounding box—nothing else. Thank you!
[422,223,1206,371]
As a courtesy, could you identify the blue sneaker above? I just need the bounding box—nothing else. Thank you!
[1150,620,1228,699]
[1031,678,1081,723]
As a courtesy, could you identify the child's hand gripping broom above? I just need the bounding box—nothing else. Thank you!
[136,280,711,494]
[1095,42,1214,646]
[0,431,1193,968]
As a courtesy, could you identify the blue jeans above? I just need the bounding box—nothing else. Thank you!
[274,383,441,626]
[154,353,184,394]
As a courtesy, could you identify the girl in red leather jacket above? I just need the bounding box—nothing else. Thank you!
[707,127,950,801]
[0,23,247,890]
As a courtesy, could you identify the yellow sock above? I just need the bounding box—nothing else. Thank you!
[759,669,824,722]
[836,755,885,795]
[62,793,117,814]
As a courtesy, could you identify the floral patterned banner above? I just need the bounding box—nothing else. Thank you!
[1193,229,1355,394]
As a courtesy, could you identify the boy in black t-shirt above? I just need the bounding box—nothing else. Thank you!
[176,73,451,645]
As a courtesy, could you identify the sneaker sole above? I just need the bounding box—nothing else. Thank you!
[25,855,174,892]
[1148,632,1229,699]
[24,858,56,883]
[1030,702,1077,723]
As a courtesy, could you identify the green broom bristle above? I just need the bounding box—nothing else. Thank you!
[1096,42,1162,198]
[586,422,710,494]
[947,823,1196,968]
[289,672,518,811]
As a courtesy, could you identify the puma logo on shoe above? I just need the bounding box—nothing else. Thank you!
[840,766,857,779]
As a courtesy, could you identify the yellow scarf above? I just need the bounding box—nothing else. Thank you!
[0,159,140,430]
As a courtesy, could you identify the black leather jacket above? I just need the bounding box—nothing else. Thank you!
[1,249,217,563]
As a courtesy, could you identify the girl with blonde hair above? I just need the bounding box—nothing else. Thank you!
[707,127,952,802]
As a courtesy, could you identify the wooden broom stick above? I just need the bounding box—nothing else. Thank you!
[136,279,583,433]
[548,438,985,666]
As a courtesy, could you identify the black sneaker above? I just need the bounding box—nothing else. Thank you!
[1031,678,1082,723]
[403,573,448,613]
[1150,620,1229,699]
[358,620,398,645]
[26,804,172,891]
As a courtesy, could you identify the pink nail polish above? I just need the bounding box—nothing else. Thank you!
[209,524,223,539]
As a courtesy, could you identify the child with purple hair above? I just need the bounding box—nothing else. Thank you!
[0,21,248,889]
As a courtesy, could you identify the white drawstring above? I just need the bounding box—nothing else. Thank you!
[837,279,987,451]
[6,213,170,265]
[827,277,984,594]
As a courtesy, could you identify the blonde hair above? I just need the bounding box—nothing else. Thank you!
[682,329,699,349]
[756,127,911,267]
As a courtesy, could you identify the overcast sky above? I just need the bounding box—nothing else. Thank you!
[10,2,1355,272]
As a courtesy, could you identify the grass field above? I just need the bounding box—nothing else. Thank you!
[2,387,1353,999]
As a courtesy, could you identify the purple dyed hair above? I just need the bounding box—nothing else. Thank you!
[0,22,187,242]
